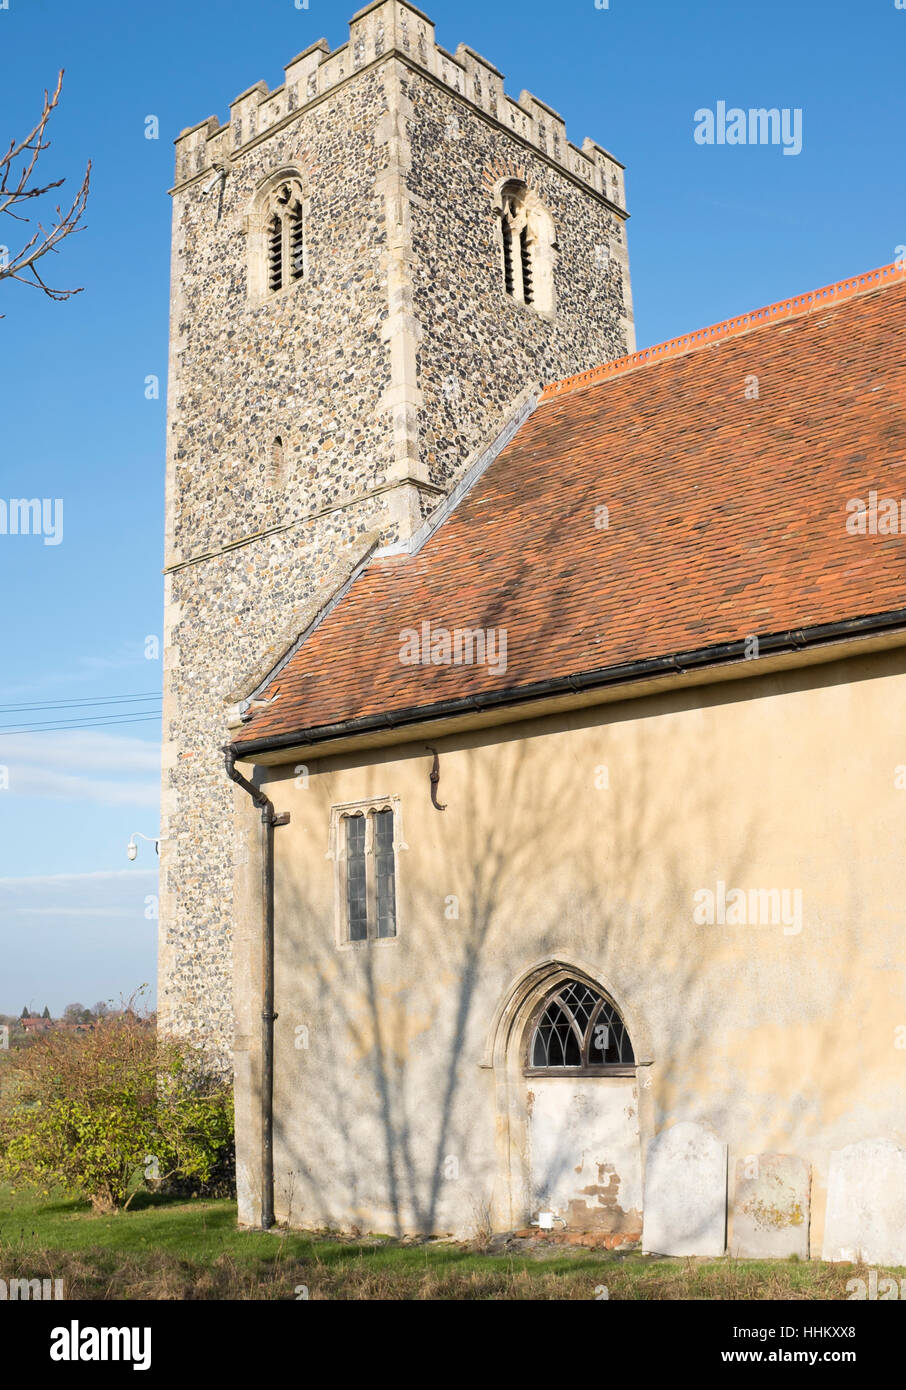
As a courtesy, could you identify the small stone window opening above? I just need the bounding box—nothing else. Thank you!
[497,180,555,315]
[267,433,287,489]
[526,980,635,1073]
[341,806,398,943]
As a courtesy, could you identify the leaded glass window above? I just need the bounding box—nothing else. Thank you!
[338,804,399,944]
[528,980,635,1072]
[374,809,396,939]
[344,814,368,942]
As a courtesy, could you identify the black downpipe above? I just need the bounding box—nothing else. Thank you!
[224,747,290,1231]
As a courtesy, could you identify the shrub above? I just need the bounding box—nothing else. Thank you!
[0,1011,233,1212]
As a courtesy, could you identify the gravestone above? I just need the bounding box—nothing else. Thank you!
[642,1122,727,1256]
[731,1154,809,1258]
[823,1139,906,1264]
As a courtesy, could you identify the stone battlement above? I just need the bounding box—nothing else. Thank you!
[172,0,626,211]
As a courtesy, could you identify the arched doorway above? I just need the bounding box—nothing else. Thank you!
[522,977,643,1238]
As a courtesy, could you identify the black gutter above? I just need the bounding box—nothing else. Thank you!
[223,748,290,1231]
[229,608,906,760]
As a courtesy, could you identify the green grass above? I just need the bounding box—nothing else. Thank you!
[0,1185,901,1300]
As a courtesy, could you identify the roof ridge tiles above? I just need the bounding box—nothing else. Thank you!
[541,262,904,402]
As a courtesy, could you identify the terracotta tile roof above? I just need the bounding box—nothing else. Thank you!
[235,264,906,751]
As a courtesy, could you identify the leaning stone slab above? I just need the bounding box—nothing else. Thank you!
[642,1121,727,1256]
[822,1139,906,1265]
[731,1154,809,1258]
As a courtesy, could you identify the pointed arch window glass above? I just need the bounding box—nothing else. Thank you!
[529,980,635,1071]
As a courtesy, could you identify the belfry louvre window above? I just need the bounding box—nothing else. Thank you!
[520,226,534,305]
[498,179,555,313]
[502,208,516,296]
[527,980,635,1073]
[267,215,283,292]
[288,204,304,281]
[501,186,527,302]
[337,803,400,944]
[247,173,308,305]
[265,182,305,295]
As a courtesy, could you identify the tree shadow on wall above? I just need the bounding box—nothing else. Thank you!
[267,676,864,1243]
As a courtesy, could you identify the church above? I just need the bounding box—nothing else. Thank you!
[160,0,906,1259]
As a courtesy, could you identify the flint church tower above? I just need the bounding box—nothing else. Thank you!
[160,0,635,1062]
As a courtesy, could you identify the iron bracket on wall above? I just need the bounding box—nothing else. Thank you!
[426,746,447,811]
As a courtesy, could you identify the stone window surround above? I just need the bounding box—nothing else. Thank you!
[492,177,557,320]
[523,979,637,1078]
[266,430,290,491]
[327,795,408,949]
[244,168,311,307]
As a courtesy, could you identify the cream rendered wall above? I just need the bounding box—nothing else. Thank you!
[235,645,906,1248]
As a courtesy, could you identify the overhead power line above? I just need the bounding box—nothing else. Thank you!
[0,713,162,736]
[0,691,162,714]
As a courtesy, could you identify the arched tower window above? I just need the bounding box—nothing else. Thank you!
[497,180,556,316]
[246,173,307,303]
[526,979,634,1073]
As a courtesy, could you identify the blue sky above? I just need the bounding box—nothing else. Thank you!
[0,0,904,1015]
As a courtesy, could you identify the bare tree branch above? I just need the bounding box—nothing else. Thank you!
[0,70,91,313]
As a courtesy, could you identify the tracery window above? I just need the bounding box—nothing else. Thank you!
[265,181,305,293]
[527,979,635,1073]
[497,179,556,315]
[246,173,306,303]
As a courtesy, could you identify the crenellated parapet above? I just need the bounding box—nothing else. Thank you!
[172,0,626,212]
